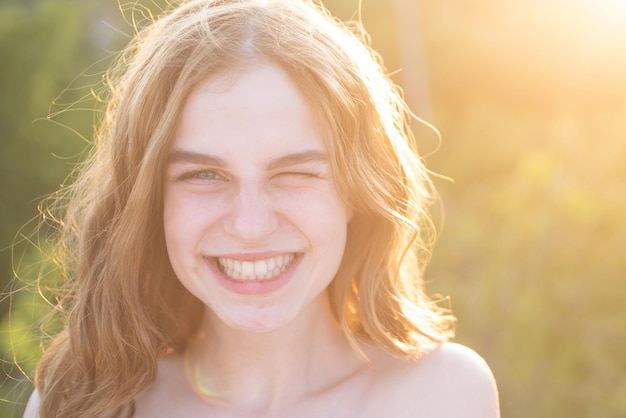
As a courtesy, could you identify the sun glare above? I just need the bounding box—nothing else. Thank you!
[478,0,626,103]
[592,0,626,14]
[583,0,626,25]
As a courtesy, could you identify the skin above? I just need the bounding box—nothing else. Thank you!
[142,62,498,417]
[162,63,352,335]
[23,61,500,418]
[133,342,499,418]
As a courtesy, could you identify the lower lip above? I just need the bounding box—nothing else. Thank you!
[206,255,300,295]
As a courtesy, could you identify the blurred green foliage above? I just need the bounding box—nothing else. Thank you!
[1,0,625,417]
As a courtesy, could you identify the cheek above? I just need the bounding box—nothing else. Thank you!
[163,190,188,245]
[163,189,223,234]
[162,192,186,273]
[289,190,350,252]
[163,189,213,262]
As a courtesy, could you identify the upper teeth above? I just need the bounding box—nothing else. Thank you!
[217,254,295,281]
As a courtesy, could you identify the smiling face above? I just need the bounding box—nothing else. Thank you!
[163,62,351,333]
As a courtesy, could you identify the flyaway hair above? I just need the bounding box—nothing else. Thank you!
[34,1,454,416]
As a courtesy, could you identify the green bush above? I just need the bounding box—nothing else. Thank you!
[2,1,625,417]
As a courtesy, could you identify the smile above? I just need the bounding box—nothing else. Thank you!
[216,254,296,281]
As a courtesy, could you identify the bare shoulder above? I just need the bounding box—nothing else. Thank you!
[23,388,40,418]
[368,342,500,418]
[418,342,498,385]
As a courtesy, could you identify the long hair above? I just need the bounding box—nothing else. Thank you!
[35,0,455,416]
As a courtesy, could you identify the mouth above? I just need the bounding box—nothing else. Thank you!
[216,254,297,281]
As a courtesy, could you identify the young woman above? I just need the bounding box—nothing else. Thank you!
[25,0,499,416]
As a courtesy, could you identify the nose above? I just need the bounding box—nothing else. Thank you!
[222,184,279,243]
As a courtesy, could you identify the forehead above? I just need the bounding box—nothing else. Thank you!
[188,63,307,113]
[171,62,329,161]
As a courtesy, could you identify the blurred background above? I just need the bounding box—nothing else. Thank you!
[1,0,625,416]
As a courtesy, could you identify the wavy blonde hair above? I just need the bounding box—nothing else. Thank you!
[35,0,455,416]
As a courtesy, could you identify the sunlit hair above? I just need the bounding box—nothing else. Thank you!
[35,0,455,416]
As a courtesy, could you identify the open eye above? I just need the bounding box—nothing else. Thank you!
[178,169,227,183]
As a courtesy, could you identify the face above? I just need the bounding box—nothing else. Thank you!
[163,62,351,333]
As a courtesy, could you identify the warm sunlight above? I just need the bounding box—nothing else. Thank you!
[3,1,626,417]
[438,0,626,109]
[578,0,626,43]
[587,0,626,18]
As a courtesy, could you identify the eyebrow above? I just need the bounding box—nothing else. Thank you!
[168,149,227,167]
[168,149,328,170]
[267,150,328,170]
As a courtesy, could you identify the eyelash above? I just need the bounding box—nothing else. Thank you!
[275,171,322,179]
[177,170,226,182]
[175,169,323,183]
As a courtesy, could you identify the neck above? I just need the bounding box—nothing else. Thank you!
[184,293,364,412]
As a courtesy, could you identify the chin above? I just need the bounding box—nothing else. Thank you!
[211,305,301,334]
